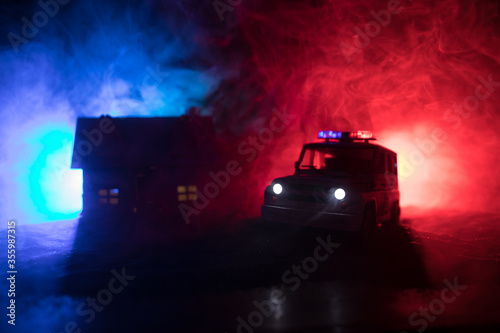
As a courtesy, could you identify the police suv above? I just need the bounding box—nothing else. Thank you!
[261,131,400,239]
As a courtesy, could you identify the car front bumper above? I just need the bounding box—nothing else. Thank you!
[261,204,363,232]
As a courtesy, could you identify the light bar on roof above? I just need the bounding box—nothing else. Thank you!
[350,130,373,140]
[318,130,375,141]
[318,131,342,139]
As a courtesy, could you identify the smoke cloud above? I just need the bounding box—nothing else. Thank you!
[1,0,499,225]
[234,0,500,213]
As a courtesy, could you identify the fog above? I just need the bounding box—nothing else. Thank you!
[235,0,500,214]
[1,0,499,225]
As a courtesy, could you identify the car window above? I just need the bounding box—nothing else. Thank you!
[387,154,397,175]
[386,154,392,174]
[299,147,375,175]
[392,154,398,176]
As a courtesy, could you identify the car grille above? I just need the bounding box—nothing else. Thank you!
[285,193,328,203]
[287,183,330,192]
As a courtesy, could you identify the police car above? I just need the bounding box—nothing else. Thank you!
[261,131,400,240]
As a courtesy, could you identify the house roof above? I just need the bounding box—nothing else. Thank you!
[71,115,219,169]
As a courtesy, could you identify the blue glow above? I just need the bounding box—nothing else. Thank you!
[30,131,83,218]
[15,121,84,222]
[0,0,221,224]
[318,131,342,139]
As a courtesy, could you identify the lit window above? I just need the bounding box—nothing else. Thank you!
[99,188,119,205]
[177,185,197,202]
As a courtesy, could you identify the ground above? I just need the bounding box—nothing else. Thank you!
[1,209,500,333]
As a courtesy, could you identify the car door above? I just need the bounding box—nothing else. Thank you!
[374,151,390,220]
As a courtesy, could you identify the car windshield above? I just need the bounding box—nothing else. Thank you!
[298,146,375,175]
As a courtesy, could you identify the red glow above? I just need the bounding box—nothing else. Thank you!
[232,0,500,215]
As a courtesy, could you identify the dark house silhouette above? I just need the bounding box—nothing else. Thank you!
[71,115,222,223]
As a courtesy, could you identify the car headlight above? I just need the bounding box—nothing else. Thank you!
[273,183,283,195]
[334,188,346,200]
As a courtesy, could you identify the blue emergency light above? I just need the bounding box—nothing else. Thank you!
[318,131,343,139]
[318,130,375,141]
